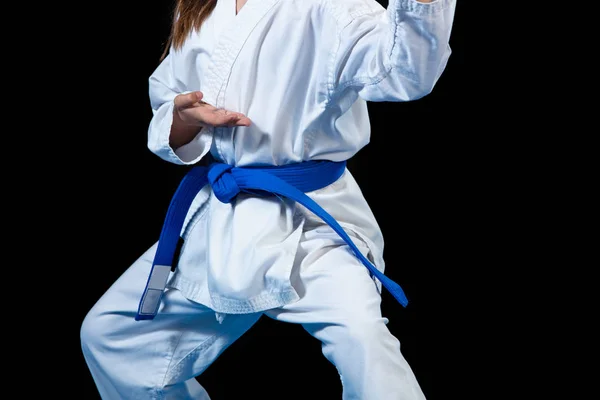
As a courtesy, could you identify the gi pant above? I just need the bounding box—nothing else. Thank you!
[81,238,426,400]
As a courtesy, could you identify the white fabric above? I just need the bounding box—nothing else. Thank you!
[81,1,456,397]
[81,237,426,399]
[146,0,456,315]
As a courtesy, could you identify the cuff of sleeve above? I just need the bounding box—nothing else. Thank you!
[398,0,453,15]
[174,129,213,164]
[148,100,213,165]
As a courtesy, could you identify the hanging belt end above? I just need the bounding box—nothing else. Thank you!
[135,313,156,321]
[388,282,409,307]
[135,264,172,321]
[396,291,409,308]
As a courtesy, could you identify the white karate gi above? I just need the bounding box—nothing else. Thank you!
[81,0,456,398]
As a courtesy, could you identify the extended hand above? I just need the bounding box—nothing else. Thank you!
[174,91,252,128]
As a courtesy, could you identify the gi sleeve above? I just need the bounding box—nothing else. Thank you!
[329,0,456,103]
[147,53,213,165]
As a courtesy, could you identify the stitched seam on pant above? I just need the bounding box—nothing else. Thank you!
[162,331,221,387]
[159,329,188,391]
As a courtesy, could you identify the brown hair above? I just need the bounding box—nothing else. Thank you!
[160,0,217,61]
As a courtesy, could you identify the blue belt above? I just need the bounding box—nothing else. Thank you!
[136,160,408,320]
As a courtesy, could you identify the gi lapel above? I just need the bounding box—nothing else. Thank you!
[202,0,281,107]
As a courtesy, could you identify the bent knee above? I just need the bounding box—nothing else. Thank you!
[80,305,108,352]
[347,316,392,341]
[325,316,398,355]
[80,300,132,353]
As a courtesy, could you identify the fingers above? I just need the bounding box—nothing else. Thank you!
[176,95,252,127]
[210,109,252,127]
[225,114,252,127]
[174,91,204,109]
[235,116,252,127]
[224,112,252,127]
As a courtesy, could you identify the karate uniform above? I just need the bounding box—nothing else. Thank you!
[81,0,456,398]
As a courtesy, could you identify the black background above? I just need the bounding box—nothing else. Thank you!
[44,0,469,398]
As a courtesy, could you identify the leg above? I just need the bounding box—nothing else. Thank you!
[264,237,426,400]
[80,242,261,400]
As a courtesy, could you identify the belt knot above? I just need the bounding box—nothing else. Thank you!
[208,163,239,203]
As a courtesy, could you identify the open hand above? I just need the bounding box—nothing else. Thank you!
[174,91,252,128]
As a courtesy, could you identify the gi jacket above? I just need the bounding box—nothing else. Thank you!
[146,0,456,314]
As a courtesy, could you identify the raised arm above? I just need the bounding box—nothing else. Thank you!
[328,0,456,104]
